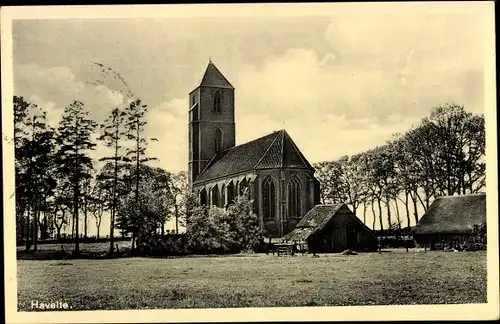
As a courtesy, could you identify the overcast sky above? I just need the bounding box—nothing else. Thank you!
[12,4,490,176]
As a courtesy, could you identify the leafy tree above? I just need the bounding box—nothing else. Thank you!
[170,171,188,233]
[186,205,231,254]
[98,107,128,254]
[313,161,344,204]
[14,96,57,251]
[225,192,264,252]
[116,165,171,250]
[123,99,157,246]
[88,177,107,239]
[13,96,31,242]
[185,191,263,254]
[54,100,97,255]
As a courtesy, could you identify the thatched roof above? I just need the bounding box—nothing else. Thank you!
[413,193,486,235]
[282,204,344,242]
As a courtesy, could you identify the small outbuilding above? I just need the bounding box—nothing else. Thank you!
[413,193,486,248]
[282,204,377,253]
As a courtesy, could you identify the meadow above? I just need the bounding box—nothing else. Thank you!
[17,249,487,310]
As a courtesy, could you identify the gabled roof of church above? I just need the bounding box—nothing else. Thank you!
[198,61,234,89]
[194,129,314,184]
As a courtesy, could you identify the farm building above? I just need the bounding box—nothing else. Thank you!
[413,193,486,248]
[282,204,377,253]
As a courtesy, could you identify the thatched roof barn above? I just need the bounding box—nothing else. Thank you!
[413,193,486,248]
[282,204,377,253]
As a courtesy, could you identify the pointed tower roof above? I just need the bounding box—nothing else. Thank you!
[199,60,234,89]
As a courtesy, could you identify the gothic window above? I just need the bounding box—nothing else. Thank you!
[214,128,223,152]
[211,185,219,207]
[239,178,248,196]
[199,188,207,206]
[221,184,226,207]
[288,177,301,218]
[262,177,276,221]
[214,91,222,114]
[227,181,235,204]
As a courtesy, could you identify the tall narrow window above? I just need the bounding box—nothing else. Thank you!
[214,128,223,152]
[239,178,248,196]
[288,177,301,218]
[221,184,226,207]
[214,91,222,114]
[211,185,219,207]
[199,188,207,206]
[227,181,235,204]
[262,177,276,221]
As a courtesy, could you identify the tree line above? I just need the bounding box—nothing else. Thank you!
[313,104,485,233]
[13,95,190,256]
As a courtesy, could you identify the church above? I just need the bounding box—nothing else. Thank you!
[188,61,320,238]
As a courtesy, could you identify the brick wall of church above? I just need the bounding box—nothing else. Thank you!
[192,167,317,238]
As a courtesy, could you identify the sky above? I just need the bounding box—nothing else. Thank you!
[9,3,492,232]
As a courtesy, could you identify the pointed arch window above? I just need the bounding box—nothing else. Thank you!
[199,188,207,206]
[288,177,301,218]
[239,178,248,196]
[214,91,222,114]
[262,177,276,221]
[214,128,223,153]
[227,181,235,204]
[211,185,219,207]
[220,183,226,207]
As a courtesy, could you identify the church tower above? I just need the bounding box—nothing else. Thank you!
[188,60,236,188]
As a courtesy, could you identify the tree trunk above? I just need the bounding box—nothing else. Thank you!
[411,191,419,224]
[371,199,376,230]
[71,212,75,238]
[175,204,179,234]
[25,199,31,251]
[132,231,136,250]
[96,214,101,239]
[33,202,39,252]
[18,208,25,243]
[74,168,80,254]
[404,191,411,228]
[377,197,384,233]
[109,115,120,256]
[56,226,62,240]
[385,195,392,228]
[83,196,88,239]
[362,203,367,225]
[394,198,401,228]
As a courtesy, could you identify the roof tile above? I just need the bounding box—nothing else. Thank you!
[199,61,234,89]
[194,129,313,184]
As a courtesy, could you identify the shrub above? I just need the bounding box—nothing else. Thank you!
[185,192,264,255]
[186,205,232,255]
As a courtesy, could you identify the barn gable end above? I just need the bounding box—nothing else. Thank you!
[282,204,377,253]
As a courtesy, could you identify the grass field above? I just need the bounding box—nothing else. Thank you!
[17,250,486,311]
